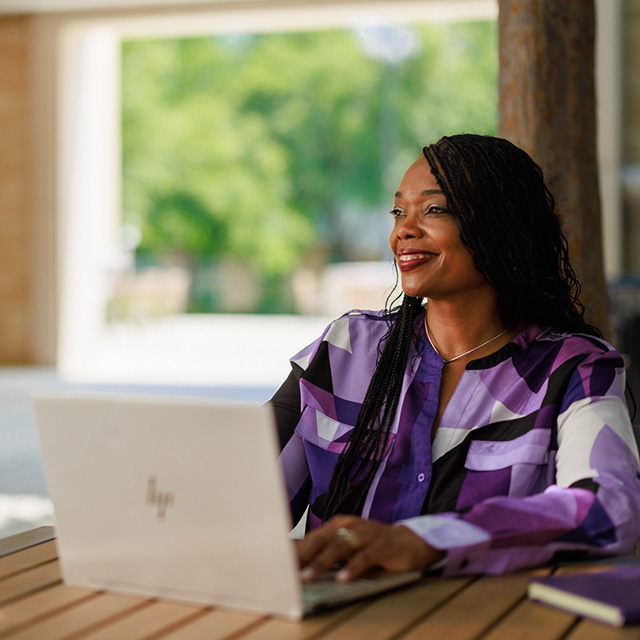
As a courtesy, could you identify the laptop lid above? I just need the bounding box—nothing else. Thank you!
[33,392,305,619]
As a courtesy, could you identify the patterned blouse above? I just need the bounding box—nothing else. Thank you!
[270,307,640,576]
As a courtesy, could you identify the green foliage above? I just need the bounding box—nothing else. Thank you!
[122,36,313,277]
[121,21,497,308]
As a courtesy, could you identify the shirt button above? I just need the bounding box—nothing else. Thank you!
[417,473,426,482]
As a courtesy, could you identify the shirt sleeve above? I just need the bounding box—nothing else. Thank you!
[269,364,304,451]
[397,350,640,576]
[268,364,310,527]
[269,322,334,529]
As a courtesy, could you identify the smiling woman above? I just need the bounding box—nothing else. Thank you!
[269,133,640,583]
[389,156,492,305]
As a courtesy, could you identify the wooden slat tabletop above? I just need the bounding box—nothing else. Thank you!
[2,528,640,639]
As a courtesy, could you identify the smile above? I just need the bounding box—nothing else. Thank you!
[397,252,436,271]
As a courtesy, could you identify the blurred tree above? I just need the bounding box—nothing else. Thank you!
[121,21,497,311]
[123,38,312,279]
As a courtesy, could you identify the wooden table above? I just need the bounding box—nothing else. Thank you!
[1,526,639,640]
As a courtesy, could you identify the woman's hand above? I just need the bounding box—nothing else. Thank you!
[297,515,445,582]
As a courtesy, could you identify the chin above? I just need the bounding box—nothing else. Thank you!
[399,275,430,299]
[400,286,427,299]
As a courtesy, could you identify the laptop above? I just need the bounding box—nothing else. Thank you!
[33,392,422,619]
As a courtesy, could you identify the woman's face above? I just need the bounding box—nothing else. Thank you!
[389,155,491,301]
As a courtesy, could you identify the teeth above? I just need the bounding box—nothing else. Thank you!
[399,254,427,262]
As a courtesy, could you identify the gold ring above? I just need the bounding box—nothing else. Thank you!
[335,527,360,551]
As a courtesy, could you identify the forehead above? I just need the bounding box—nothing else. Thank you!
[395,155,442,199]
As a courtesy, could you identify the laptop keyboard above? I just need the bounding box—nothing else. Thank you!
[302,571,421,612]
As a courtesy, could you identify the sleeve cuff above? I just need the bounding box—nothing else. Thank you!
[396,514,492,576]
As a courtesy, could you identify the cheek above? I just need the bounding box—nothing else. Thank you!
[451,250,486,285]
[438,234,478,272]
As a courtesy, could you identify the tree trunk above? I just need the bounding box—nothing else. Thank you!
[498,0,612,338]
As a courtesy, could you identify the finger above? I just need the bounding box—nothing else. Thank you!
[297,526,339,568]
[299,524,367,581]
[334,525,436,581]
[296,516,360,567]
[335,542,388,582]
[300,537,353,582]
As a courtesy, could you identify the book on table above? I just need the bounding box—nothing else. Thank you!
[528,566,640,627]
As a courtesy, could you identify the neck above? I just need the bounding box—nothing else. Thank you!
[425,316,509,364]
[423,299,512,364]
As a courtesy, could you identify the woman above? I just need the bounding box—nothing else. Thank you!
[270,134,640,583]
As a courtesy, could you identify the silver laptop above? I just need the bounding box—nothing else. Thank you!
[33,392,422,619]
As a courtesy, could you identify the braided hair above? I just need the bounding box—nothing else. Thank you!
[320,133,600,522]
[423,134,600,336]
[320,294,423,520]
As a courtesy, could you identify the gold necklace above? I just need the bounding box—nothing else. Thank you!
[424,315,509,364]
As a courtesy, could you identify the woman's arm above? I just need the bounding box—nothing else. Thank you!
[398,353,640,576]
[268,364,312,528]
[269,366,304,451]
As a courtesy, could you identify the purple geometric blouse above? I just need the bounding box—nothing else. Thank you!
[270,307,640,576]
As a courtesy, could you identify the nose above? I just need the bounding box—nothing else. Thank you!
[394,212,423,240]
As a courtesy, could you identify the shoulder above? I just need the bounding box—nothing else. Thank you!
[290,308,393,371]
[524,326,627,403]
[484,324,626,393]
[518,324,621,361]
[320,308,394,346]
[470,323,620,372]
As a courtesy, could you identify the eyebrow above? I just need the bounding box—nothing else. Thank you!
[394,189,443,198]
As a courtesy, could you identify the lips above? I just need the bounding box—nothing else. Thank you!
[396,249,437,272]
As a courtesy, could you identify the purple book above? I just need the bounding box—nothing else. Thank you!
[528,566,640,627]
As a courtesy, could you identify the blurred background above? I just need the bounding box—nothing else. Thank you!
[0,0,638,538]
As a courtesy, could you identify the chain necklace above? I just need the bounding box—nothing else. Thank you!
[424,315,509,364]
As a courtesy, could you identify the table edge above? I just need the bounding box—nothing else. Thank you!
[0,526,56,558]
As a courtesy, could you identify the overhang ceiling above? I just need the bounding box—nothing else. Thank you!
[0,0,494,16]
[0,0,267,12]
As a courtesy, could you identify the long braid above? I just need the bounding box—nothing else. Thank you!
[321,295,423,521]
[423,135,600,336]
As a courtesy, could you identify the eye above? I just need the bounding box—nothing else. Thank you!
[389,207,405,218]
[425,204,450,216]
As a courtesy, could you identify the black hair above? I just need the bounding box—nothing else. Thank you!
[320,133,600,522]
[320,294,423,520]
[423,134,600,336]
